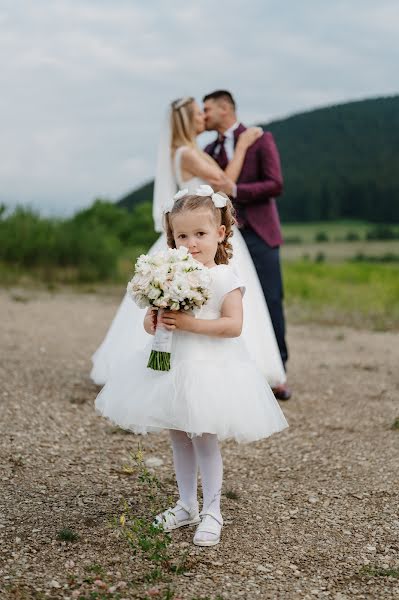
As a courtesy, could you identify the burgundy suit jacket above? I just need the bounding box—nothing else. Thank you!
[205,123,284,247]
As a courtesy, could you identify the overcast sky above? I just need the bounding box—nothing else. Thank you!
[1,1,398,216]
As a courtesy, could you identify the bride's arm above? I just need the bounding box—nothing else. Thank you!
[224,127,263,182]
[181,148,235,194]
[181,128,264,194]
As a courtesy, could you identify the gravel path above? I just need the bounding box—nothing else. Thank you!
[1,288,398,600]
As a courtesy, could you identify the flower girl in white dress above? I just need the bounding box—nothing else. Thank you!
[95,189,288,547]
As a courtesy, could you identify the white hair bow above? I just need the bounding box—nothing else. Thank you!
[163,188,189,214]
[194,185,227,208]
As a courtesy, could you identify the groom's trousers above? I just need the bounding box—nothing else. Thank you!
[240,227,288,368]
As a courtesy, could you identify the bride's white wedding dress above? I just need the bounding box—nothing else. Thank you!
[91,147,286,387]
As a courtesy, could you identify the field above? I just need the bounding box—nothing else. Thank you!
[1,289,398,599]
[1,214,399,598]
[282,261,399,330]
[281,221,399,244]
[281,221,399,262]
[279,222,399,331]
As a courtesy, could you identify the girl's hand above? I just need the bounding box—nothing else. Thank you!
[236,127,263,151]
[159,309,194,332]
[144,308,157,335]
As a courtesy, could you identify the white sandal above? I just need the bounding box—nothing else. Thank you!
[193,511,223,547]
[153,499,200,532]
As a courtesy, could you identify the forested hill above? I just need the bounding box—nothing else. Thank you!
[119,180,154,212]
[118,95,399,222]
[263,95,399,222]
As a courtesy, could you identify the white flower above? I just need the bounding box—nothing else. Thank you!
[133,273,152,288]
[177,246,189,257]
[187,271,202,287]
[148,286,162,300]
[127,248,211,312]
[135,295,150,309]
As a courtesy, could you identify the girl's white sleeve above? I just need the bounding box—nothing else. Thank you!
[218,266,246,302]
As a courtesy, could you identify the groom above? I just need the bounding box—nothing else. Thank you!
[203,90,291,400]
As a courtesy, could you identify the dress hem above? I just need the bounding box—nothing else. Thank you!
[95,406,288,444]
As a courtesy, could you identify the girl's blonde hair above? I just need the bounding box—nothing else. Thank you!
[164,193,236,265]
[170,97,196,151]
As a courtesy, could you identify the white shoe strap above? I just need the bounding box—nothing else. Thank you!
[199,511,223,527]
[176,499,199,519]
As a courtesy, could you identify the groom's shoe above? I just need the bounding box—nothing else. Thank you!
[272,384,292,401]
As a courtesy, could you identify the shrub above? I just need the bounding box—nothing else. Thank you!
[284,235,303,244]
[366,226,398,240]
[0,205,121,281]
[351,252,399,264]
[314,251,326,263]
[314,231,329,242]
[345,231,360,241]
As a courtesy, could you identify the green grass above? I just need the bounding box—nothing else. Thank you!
[85,564,105,575]
[224,489,240,500]
[57,528,79,542]
[283,261,399,330]
[360,565,399,578]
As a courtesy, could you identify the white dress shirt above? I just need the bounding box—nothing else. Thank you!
[214,121,239,161]
[214,121,240,197]
[223,121,239,161]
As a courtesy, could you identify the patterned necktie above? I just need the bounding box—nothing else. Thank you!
[214,135,228,170]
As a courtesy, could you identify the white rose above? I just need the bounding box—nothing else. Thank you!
[148,286,162,300]
[187,271,202,287]
[134,273,153,289]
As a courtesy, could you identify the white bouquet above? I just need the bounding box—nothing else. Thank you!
[127,247,211,371]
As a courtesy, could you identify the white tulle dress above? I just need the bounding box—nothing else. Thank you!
[95,265,288,442]
[91,146,286,388]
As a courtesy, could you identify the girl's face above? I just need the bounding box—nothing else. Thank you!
[171,208,225,268]
[192,101,205,135]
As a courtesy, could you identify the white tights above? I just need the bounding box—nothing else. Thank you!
[169,429,223,520]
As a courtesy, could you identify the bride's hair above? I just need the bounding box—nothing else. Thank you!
[164,193,236,265]
[170,97,196,151]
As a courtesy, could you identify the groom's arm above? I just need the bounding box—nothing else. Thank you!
[235,132,283,204]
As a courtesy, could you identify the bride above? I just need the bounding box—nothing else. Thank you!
[91,97,286,387]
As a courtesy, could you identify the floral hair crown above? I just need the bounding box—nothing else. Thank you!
[163,185,227,214]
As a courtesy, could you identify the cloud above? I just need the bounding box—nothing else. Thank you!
[0,0,398,214]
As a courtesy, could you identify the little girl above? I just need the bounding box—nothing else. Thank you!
[95,188,288,547]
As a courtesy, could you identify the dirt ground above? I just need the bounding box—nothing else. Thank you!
[1,288,398,600]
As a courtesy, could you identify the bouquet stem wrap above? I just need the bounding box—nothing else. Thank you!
[147,309,173,371]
